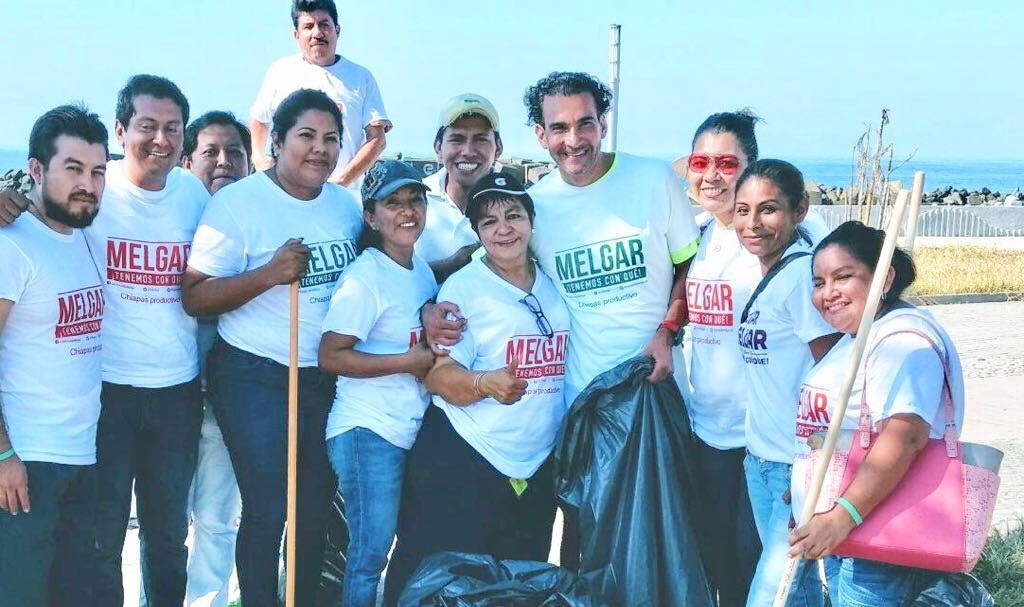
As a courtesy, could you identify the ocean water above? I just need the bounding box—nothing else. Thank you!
[2,147,1021,193]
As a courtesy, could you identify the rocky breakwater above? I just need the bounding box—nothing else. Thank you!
[815,182,1023,207]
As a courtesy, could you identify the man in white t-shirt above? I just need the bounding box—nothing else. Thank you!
[249,0,391,193]
[416,93,502,281]
[0,105,108,607]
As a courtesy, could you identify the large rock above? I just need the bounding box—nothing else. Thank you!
[943,192,965,205]
[1005,195,1021,206]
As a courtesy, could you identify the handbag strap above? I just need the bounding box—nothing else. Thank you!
[739,250,811,325]
[859,314,958,457]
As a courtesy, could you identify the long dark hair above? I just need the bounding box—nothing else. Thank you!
[815,221,917,303]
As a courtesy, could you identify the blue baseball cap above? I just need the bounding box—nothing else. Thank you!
[361,160,430,202]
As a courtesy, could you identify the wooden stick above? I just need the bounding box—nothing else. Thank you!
[772,190,911,607]
[904,171,926,252]
[285,281,299,607]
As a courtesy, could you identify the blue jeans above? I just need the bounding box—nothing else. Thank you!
[743,453,824,607]
[209,338,336,607]
[0,462,96,607]
[94,378,203,607]
[329,428,406,607]
[824,556,927,606]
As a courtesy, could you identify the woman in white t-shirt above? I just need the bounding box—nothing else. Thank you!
[787,221,965,606]
[183,89,363,607]
[318,160,438,607]
[733,159,839,607]
[682,110,765,607]
[383,173,570,604]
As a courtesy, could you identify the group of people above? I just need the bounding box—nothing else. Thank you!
[0,1,968,607]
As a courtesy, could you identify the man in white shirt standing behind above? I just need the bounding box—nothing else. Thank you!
[249,0,391,194]
[0,104,109,607]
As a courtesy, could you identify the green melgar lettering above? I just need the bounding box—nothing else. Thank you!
[555,238,644,282]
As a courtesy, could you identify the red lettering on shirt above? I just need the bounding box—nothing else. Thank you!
[685,278,734,326]
[408,327,423,348]
[796,385,831,438]
[106,238,191,285]
[504,331,569,379]
[55,285,104,339]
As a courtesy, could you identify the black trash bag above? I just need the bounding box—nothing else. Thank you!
[554,355,713,607]
[318,490,349,606]
[397,552,608,607]
[909,573,994,606]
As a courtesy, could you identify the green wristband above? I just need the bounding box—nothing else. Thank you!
[835,496,863,526]
[0,448,16,462]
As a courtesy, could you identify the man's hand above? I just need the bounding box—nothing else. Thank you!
[0,455,30,515]
[643,327,675,383]
[264,238,310,285]
[0,189,30,226]
[422,301,466,355]
[482,358,528,405]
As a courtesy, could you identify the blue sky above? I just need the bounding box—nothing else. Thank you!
[2,1,1021,161]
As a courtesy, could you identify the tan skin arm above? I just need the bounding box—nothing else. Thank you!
[788,413,930,559]
[249,120,273,171]
[0,298,30,514]
[809,333,843,363]
[332,122,391,187]
[644,258,691,382]
[423,354,527,406]
[181,238,310,317]
[318,331,434,379]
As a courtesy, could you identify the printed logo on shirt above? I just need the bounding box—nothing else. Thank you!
[408,327,424,348]
[738,314,769,365]
[505,331,569,379]
[553,236,646,296]
[55,285,104,341]
[797,384,830,438]
[686,278,734,326]
[300,239,357,289]
[106,238,190,286]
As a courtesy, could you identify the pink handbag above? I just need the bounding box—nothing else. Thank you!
[793,325,1003,572]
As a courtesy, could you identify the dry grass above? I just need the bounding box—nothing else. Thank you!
[908,246,1024,295]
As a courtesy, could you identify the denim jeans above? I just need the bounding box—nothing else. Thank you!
[208,338,336,607]
[691,437,761,607]
[743,453,824,607]
[329,427,406,607]
[186,405,242,607]
[94,378,203,607]
[0,462,96,607]
[385,405,557,606]
[824,556,928,606]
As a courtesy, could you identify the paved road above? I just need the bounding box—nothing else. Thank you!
[117,301,1024,603]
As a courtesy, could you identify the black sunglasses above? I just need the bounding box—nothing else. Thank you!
[519,293,554,339]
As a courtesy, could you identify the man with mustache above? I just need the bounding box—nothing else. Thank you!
[249,0,391,195]
[0,104,109,607]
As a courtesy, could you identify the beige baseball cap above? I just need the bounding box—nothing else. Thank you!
[436,93,500,132]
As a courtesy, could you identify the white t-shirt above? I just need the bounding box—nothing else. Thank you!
[530,153,700,403]
[0,216,104,464]
[188,171,363,367]
[250,53,389,192]
[87,160,208,387]
[684,219,762,449]
[323,249,438,449]
[415,171,478,264]
[792,307,964,516]
[739,237,835,464]
[432,258,570,479]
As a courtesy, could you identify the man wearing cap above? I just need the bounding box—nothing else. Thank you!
[416,93,502,282]
[249,0,391,194]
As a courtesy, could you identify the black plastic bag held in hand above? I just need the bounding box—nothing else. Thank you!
[554,356,713,607]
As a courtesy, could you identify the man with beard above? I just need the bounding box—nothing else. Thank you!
[417,93,502,281]
[249,0,391,194]
[0,104,108,607]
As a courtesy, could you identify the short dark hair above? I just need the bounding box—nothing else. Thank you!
[815,221,917,303]
[692,109,761,161]
[115,74,190,129]
[523,71,613,127]
[270,88,344,151]
[28,103,109,168]
[465,186,536,234]
[736,159,807,211]
[183,111,253,160]
[291,0,338,27]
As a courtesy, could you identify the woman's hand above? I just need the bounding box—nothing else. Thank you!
[480,358,528,405]
[788,506,858,560]
[421,301,466,354]
[265,238,310,285]
[404,341,436,380]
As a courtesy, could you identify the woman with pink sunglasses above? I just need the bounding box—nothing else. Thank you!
[682,110,764,607]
